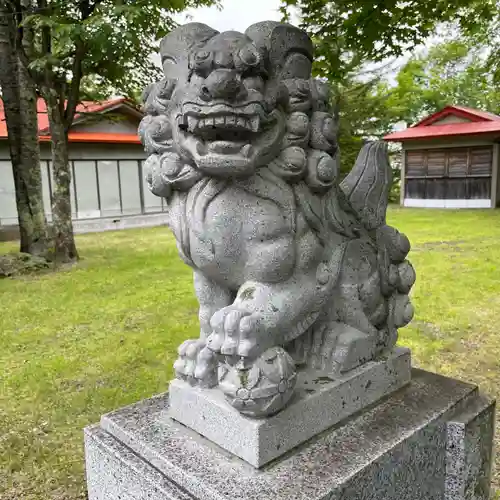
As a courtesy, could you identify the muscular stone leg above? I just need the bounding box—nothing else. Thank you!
[206,244,348,362]
[194,270,234,339]
[174,271,233,387]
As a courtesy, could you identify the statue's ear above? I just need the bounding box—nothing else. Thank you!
[245,21,313,80]
[160,23,219,81]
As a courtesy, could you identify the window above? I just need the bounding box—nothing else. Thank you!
[119,161,142,215]
[41,161,53,221]
[73,161,100,218]
[0,160,17,225]
[98,160,121,217]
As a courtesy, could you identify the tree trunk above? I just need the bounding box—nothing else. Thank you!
[0,5,49,256]
[43,91,79,262]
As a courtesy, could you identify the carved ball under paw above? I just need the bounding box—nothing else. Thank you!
[219,347,297,418]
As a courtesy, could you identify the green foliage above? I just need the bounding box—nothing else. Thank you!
[459,0,500,89]
[280,0,497,80]
[388,159,401,203]
[383,39,500,125]
[19,0,217,102]
[336,75,396,175]
[0,228,198,499]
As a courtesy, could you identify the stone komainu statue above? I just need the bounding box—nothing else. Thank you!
[138,21,415,418]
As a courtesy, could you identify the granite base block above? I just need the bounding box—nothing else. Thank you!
[85,369,495,500]
[169,347,411,467]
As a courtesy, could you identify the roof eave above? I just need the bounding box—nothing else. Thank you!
[384,129,500,142]
[38,98,143,134]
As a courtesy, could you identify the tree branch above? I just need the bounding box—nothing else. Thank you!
[64,37,85,131]
[79,0,104,19]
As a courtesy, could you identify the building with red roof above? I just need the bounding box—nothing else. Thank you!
[384,105,500,209]
[0,98,169,233]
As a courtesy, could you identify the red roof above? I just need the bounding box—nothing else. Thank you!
[39,132,141,144]
[0,97,142,144]
[384,105,500,142]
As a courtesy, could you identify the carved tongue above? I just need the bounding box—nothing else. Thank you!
[241,144,254,158]
[208,141,245,154]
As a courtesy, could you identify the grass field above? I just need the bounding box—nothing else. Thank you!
[1,207,500,499]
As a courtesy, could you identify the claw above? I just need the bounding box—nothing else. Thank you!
[185,342,200,359]
[221,339,238,355]
[239,315,256,338]
[173,358,186,376]
[177,340,191,356]
[237,338,257,358]
[221,310,246,355]
[173,338,218,387]
[206,333,224,352]
[184,357,196,378]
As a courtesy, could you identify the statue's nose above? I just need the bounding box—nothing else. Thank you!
[200,69,246,101]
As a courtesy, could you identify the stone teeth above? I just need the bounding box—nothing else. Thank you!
[236,117,246,128]
[226,115,236,126]
[187,116,199,132]
[215,116,225,126]
[198,117,214,129]
[250,116,260,132]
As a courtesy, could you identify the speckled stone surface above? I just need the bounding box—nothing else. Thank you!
[140,20,417,421]
[85,425,195,500]
[444,394,495,499]
[169,347,411,467]
[85,369,495,500]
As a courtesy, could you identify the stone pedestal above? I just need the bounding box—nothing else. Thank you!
[84,369,495,500]
[169,347,411,467]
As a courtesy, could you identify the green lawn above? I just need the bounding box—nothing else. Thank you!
[1,207,500,499]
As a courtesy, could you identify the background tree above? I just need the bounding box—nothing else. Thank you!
[0,1,48,256]
[382,39,500,125]
[280,0,498,176]
[280,0,498,77]
[5,0,216,262]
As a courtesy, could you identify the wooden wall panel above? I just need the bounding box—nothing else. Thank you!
[470,148,493,176]
[468,178,491,199]
[427,150,446,177]
[404,145,493,200]
[406,151,427,177]
[448,149,468,177]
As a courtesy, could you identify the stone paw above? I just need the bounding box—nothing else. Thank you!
[173,338,219,388]
[206,305,265,360]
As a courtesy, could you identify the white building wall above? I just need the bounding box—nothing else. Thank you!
[430,115,471,125]
[0,140,160,227]
[71,118,139,134]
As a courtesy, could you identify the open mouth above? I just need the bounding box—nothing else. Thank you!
[177,103,275,157]
[174,103,284,175]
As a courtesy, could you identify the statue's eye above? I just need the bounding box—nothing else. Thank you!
[195,50,211,62]
[238,45,260,67]
[189,50,213,75]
